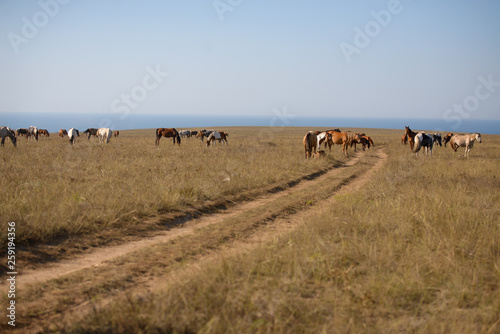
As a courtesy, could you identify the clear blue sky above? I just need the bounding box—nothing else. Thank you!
[1,0,500,121]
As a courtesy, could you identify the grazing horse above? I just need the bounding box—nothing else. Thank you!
[401,134,408,144]
[443,133,453,147]
[83,128,98,140]
[196,129,214,141]
[0,127,17,147]
[17,128,29,138]
[179,130,191,138]
[190,130,198,137]
[68,128,78,145]
[358,135,374,151]
[413,132,435,156]
[156,128,181,146]
[405,126,418,150]
[59,129,68,137]
[303,131,317,158]
[432,133,442,147]
[29,126,38,141]
[329,130,351,157]
[449,133,482,158]
[114,130,119,137]
[97,128,112,143]
[38,129,50,137]
[314,150,326,158]
[206,131,221,146]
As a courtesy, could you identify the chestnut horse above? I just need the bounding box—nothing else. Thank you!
[303,131,317,158]
[329,130,352,157]
[156,128,181,146]
[405,126,417,150]
[401,134,407,144]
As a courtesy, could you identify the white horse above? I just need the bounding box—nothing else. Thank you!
[0,126,17,147]
[28,126,38,141]
[449,133,482,158]
[97,128,112,143]
[316,132,331,150]
[178,130,191,138]
[68,128,79,145]
[413,132,435,156]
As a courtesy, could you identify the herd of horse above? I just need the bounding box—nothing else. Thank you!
[155,128,229,147]
[0,124,485,158]
[403,126,482,158]
[303,129,374,158]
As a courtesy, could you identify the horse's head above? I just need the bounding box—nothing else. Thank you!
[476,133,482,143]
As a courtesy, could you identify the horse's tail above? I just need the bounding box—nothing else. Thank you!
[304,133,312,158]
[413,133,422,153]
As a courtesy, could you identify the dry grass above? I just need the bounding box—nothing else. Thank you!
[64,131,500,333]
[0,127,339,249]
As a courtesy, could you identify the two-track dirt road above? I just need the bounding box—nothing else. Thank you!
[2,147,387,333]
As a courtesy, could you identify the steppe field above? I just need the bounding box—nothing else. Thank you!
[1,127,499,333]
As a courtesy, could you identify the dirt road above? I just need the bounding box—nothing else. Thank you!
[4,148,387,332]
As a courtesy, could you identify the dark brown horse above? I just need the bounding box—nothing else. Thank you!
[155,128,181,146]
[114,130,120,137]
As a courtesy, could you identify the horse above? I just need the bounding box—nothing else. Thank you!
[413,132,435,156]
[156,128,181,146]
[0,127,17,147]
[303,131,317,158]
[442,133,453,147]
[219,131,229,145]
[358,135,374,151]
[97,128,112,143]
[405,126,418,150]
[190,130,198,137]
[179,130,191,138]
[29,126,38,141]
[83,128,98,140]
[449,133,482,158]
[196,129,214,141]
[17,128,29,138]
[316,132,332,150]
[314,150,326,158]
[329,130,350,157]
[114,130,120,137]
[38,129,50,137]
[206,131,221,146]
[68,128,78,145]
[59,129,68,137]
[432,133,442,147]
[401,134,408,144]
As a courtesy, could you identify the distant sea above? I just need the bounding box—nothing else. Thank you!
[2,112,500,135]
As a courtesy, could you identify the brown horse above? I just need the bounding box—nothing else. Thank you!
[358,135,374,150]
[156,128,181,146]
[442,133,453,147]
[401,134,407,144]
[38,129,50,137]
[59,129,68,137]
[329,130,351,156]
[114,130,120,137]
[303,131,317,158]
[405,126,417,150]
